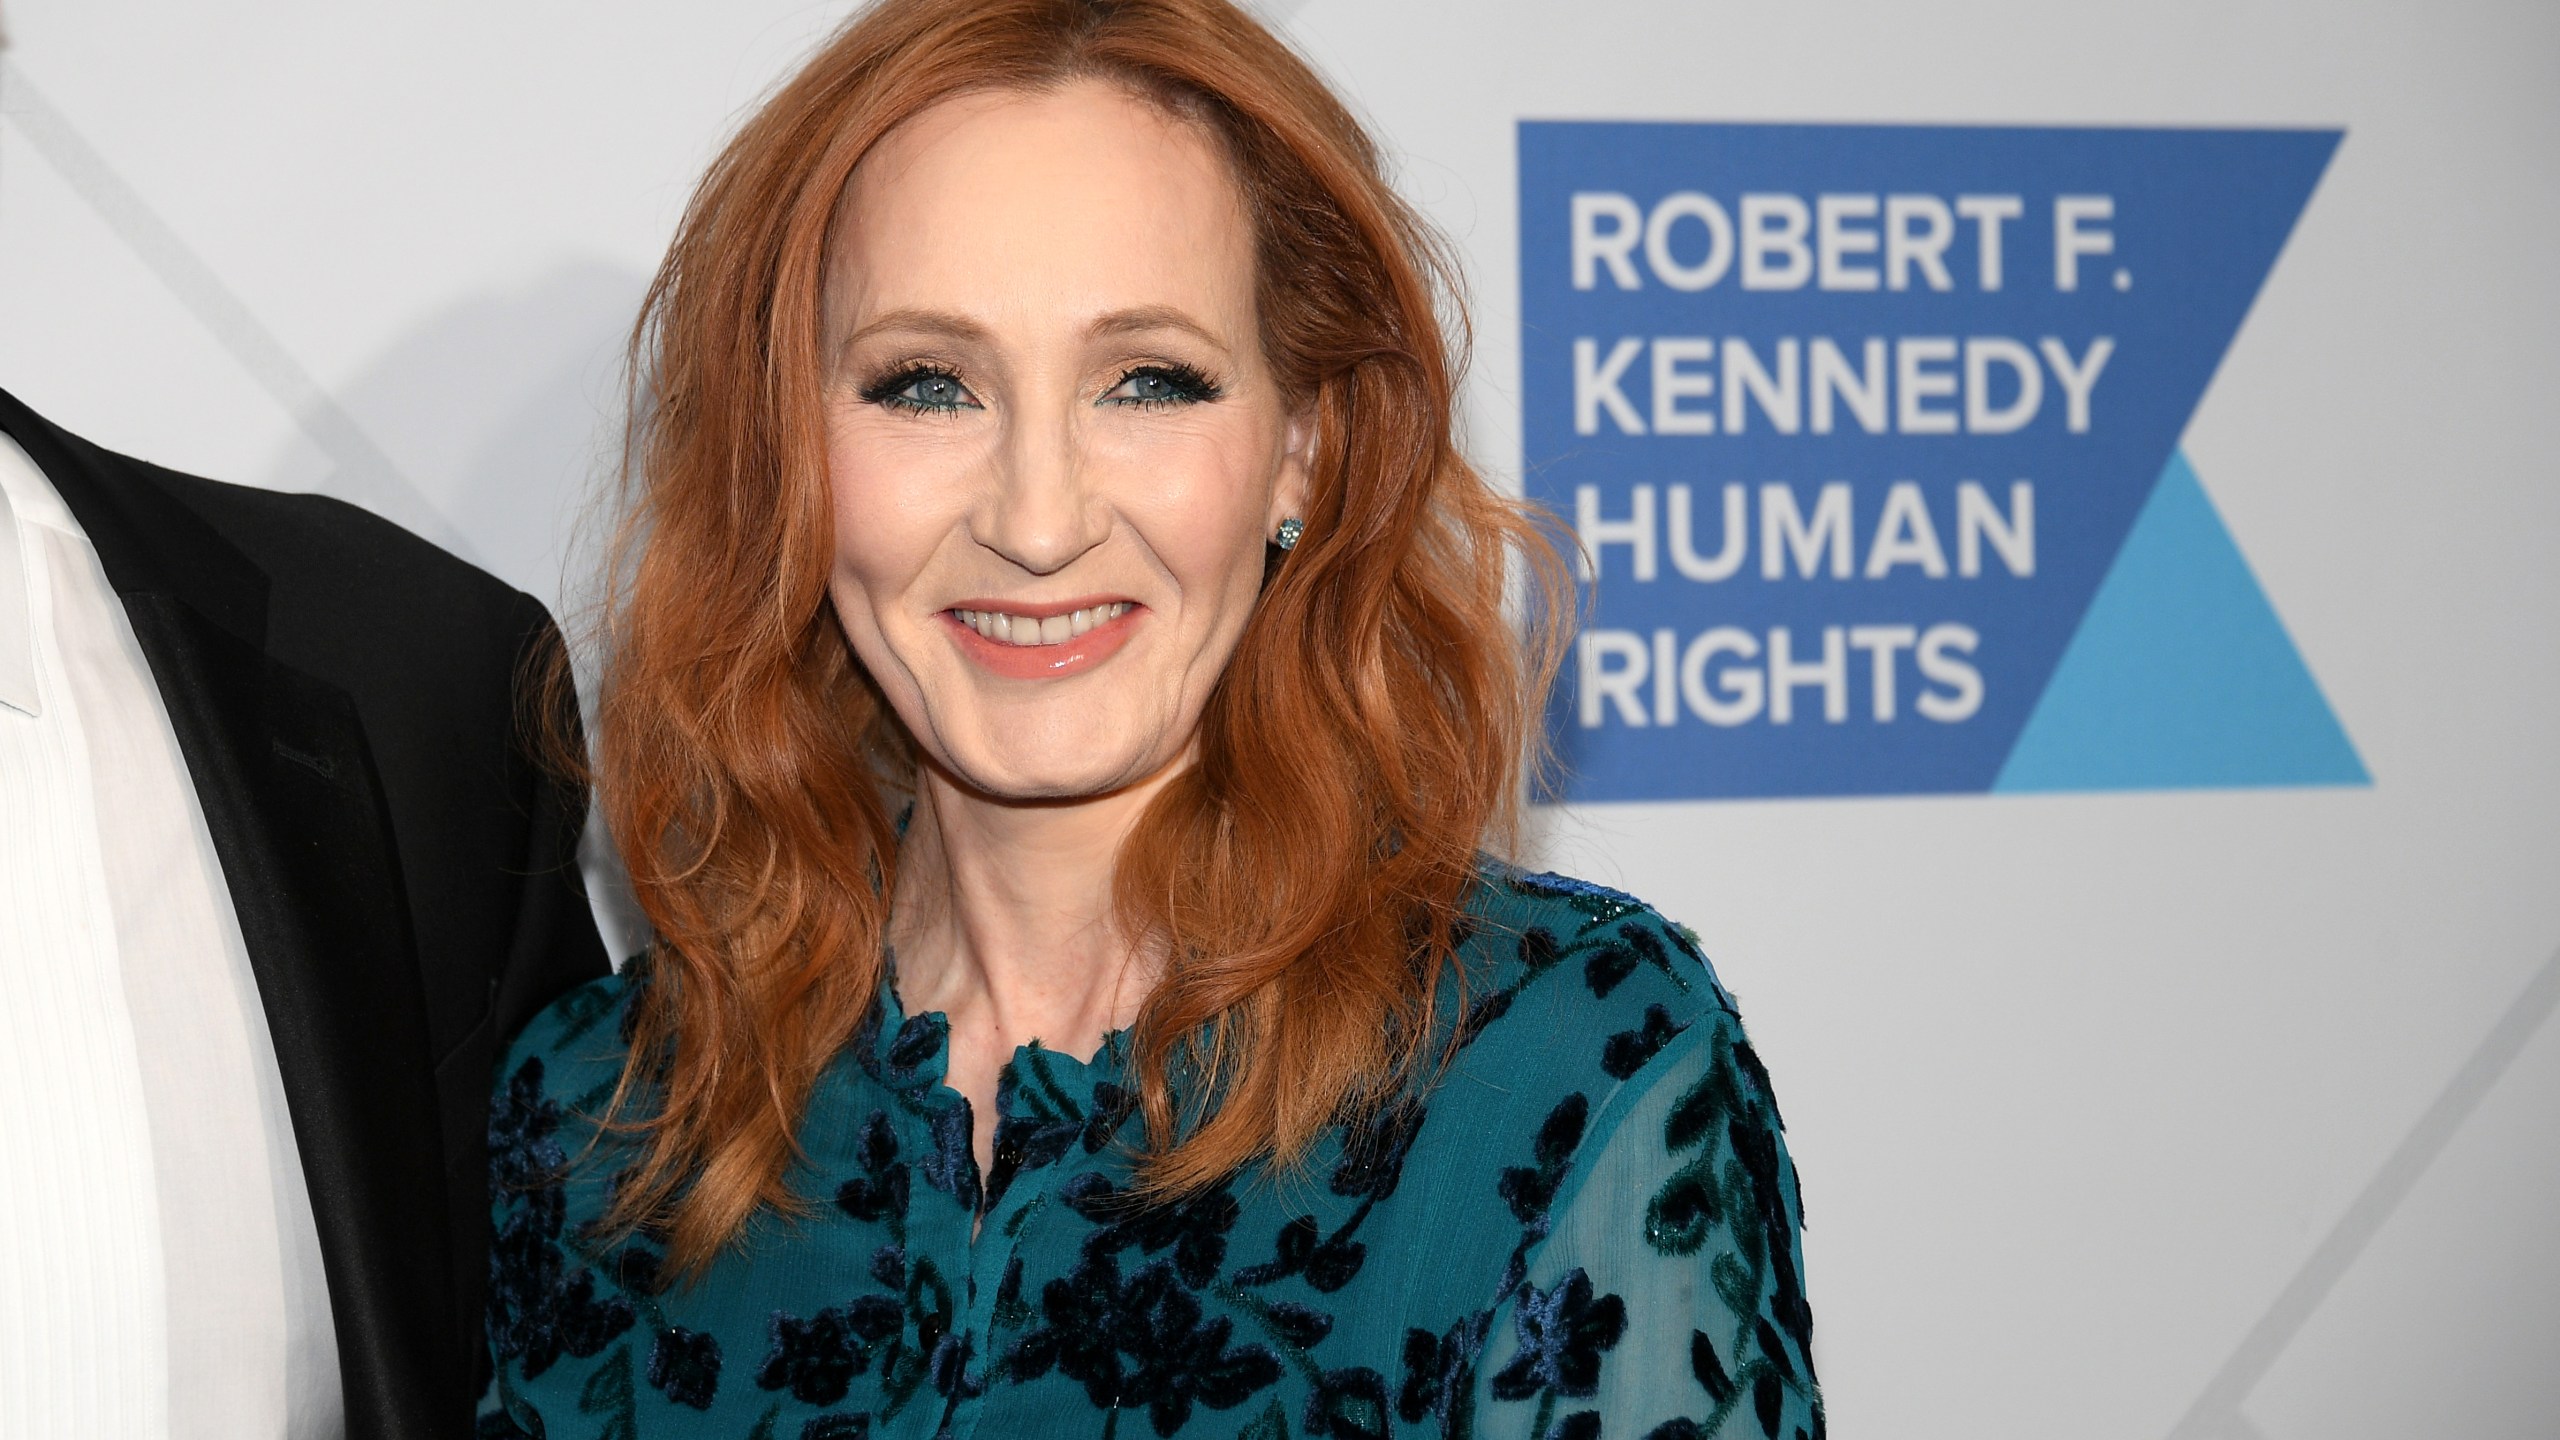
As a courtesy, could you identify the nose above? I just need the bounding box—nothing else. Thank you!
[976,401,1109,576]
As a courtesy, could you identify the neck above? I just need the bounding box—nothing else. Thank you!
[888,761,1174,1063]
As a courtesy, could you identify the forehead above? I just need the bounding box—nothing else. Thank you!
[831,80,1257,333]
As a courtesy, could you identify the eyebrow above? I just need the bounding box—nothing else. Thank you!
[839,305,1230,354]
[840,308,993,350]
[1086,305,1230,352]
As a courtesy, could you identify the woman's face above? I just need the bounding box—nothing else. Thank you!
[823,81,1308,802]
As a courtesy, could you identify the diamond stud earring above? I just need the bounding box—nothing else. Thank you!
[1273,517,1304,551]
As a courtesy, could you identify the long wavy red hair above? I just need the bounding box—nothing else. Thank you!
[586,0,1570,1276]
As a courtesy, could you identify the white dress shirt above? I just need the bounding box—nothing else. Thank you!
[0,432,342,1439]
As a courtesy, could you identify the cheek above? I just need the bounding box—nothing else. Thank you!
[825,421,971,617]
[1101,423,1281,598]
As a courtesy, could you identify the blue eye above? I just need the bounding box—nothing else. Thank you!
[862,366,981,414]
[1104,364,1222,409]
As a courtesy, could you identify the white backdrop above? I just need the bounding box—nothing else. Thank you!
[4,2,2555,1435]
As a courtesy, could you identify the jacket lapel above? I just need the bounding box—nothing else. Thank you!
[0,390,458,1437]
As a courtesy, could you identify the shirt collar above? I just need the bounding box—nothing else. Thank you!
[0,428,82,718]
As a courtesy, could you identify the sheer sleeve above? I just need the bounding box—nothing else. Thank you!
[1470,1010,1823,1440]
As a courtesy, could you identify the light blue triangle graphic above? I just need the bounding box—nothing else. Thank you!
[1995,452,2368,793]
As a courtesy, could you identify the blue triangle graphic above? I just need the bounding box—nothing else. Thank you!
[1995,452,2368,793]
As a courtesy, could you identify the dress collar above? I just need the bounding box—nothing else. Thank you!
[0,428,81,718]
[858,953,1133,1106]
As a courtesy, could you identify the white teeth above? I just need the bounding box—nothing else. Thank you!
[954,603,1132,647]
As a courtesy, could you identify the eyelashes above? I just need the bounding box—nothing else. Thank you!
[861,364,980,415]
[856,361,1225,416]
[1104,362,1223,409]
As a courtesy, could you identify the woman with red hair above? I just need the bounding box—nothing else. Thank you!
[483,2,1818,1436]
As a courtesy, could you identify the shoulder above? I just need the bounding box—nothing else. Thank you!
[10,399,551,665]
[1435,864,1791,1176]
[166,465,554,666]
[497,966,642,1118]
[1461,862,1742,1061]
[1455,864,1800,1246]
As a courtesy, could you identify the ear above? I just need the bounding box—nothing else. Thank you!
[1268,408,1316,536]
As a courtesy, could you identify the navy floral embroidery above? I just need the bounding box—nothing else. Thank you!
[1500,1094,1591,1229]
[1304,1365,1393,1438]
[917,1101,980,1214]
[646,1326,721,1409]
[1605,1004,1691,1080]
[834,1110,910,1226]
[873,1011,948,1089]
[1546,1412,1603,1440]
[988,1046,1116,1210]
[1489,1270,1626,1400]
[1063,1173,1241,1288]
[1643,1024,1821,1434]
[757,1300,905,1406]
[1333,1096,1428,1201]
[486,1057,635,1382]
[1004,1247,1282,1434]
[482,869,1822,1437]
[1395,1314,1486,1429]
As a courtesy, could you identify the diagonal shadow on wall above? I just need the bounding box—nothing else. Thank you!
[2167,942,2560,1439]
[1,56,652,955]
[0,59,480,567]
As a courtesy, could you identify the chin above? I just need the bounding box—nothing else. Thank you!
[939,745,1162,804]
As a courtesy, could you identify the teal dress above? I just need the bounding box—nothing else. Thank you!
[479,868,1822,1440]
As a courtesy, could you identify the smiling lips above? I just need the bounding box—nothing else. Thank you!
[943,598,1142,679]
[951,601,1134,647]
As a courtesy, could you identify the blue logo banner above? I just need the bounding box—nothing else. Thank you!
[1519,120,2362,801]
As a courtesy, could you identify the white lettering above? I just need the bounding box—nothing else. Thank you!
[1896,337,1960,435]
[1575,619,1996,728]
[1721,338,1802,434]
[1816,194,1881,291]
[1571,192,1644,290]
[1955,194,2023,290]
[1916,623,1983,721]
[1964,337,2044,434]
[1760,482,1853,580]
[1575,482,1656,581]
[1956,481,2035,578]
[1681,628,1764,726]
[1651,338,1718,435]
[2053,195,2114,292]
[1644,192,1736,291]
[1767,626,1849,723]
[1668,483,1747,582]
[1864,482,1949,578]
[2038,336,2113,434]
[1574,337,1646,435]
[1740,194,1813,290]
[1579,630,1650,727]
[1848,624,1919,721]
[1810,338,1888,435]
[1885,194,1955,291]
[1652,629,1680,725]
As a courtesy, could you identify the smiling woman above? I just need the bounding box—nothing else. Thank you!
[483,2,1820,1437]
[820,83,1306,810]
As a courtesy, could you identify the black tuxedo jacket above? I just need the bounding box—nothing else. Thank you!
[0,389,610,1436]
